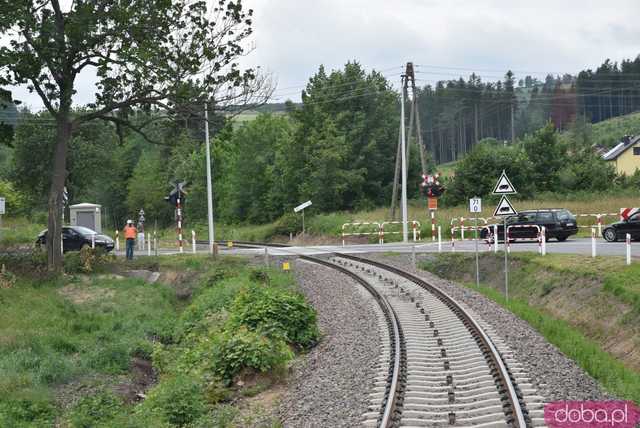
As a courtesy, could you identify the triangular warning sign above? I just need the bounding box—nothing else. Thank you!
[493,195,517,217]
[492,170,517,195]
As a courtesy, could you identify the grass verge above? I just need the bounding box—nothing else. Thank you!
[0,254,317,427]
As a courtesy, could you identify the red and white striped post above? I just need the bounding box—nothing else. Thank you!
[177,197,183,253]
[379,224,384,245]
[412,221,417,242]
[626,233,631,265]
[591,227,597,258]
[431,210,436,241]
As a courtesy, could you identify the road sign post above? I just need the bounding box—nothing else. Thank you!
[294,200,312,239]
[470,197,482,288]
[492,171,517,301]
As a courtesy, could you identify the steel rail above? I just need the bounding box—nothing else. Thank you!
[337,253,528,428]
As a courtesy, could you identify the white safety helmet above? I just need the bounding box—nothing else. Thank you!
[127,219,133,225]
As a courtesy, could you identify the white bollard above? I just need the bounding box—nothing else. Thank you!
[626,233,631,265]
[437,226,442,253]
[147,238,151,256]
[591,227,597,258]
[431,211,436,241]
[493,224,498,253]
[91,233,95,249]
[597,215,602,236]
[460,217,465,241]
[412,222,417,242]
[115,231,120,252]
[192,230,196,254]
[541,226,546,256]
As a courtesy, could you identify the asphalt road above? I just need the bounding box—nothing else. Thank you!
[117,237,639,259]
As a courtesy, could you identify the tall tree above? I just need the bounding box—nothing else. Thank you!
[0,0,267,270]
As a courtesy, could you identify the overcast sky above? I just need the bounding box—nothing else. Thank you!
[9,0,640,110]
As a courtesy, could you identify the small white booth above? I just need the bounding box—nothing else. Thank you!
[70,203,102,233]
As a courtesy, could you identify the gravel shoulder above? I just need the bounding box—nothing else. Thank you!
[278,259,381,428]
[364,252,613,402]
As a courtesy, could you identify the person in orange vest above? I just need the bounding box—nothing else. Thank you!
[124,220,137,260]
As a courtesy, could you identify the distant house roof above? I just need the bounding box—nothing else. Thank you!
[602,135,640,161]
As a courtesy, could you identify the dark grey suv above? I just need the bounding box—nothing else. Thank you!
[480,209,578,242]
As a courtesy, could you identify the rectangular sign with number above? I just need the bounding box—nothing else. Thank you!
[469,197,481,213]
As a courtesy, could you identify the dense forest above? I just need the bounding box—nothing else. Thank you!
[416,56,640,163]
[1,56,639,227]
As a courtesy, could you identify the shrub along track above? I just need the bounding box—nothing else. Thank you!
[213,241,544,427]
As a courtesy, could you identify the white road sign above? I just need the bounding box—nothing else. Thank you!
[493,195,517,217]
[294,200,312,213]
[469,197,482,213]
[0,197,5,215]
[492,170,517,194]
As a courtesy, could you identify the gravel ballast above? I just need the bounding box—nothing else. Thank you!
[364,252,612,402]
[278,259,382,427]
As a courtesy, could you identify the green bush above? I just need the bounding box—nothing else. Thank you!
[63,247,111,274]
[228,286,319,349]
[0,394,56,427]
[137,374,207,426]
[209,327,292,383]
[0,249,47,278]
[67,391,123,428]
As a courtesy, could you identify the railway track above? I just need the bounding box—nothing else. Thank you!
[212,241,546,427]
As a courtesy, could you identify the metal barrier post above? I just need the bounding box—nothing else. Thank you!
[627,233,631,265]
[431,210,436,241]
[591,227,596,258]
[437,226,442,253]
[597,214,602,236]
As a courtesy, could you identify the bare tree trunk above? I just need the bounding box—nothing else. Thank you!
[46,117,71,272]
